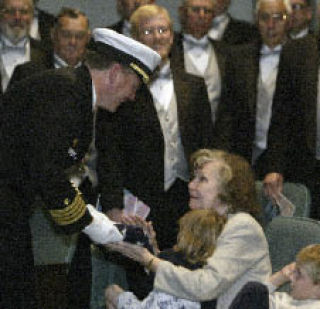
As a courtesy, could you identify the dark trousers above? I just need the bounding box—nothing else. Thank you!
[229,282,269,309]
[0,223,38,309]
[67,234,92,309]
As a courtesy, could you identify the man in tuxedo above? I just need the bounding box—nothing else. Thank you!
[9,7,91,86]
[215,0,297,179]
[289,0,313,39]
[208,0,259,44]
[263,35,320,219]
[108,0,155,36]
[0,0,47,92]
[172,0,226,125]
[0,28,160,309]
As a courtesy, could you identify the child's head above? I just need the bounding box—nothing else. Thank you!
[174,209,226,265]
[290,244,320,300]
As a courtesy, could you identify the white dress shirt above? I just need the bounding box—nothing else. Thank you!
[53,53,82,69]
[0,35,30,91]
[267,283,320,309]
[30,9,40,40]
[290,27,309,40]
[149,61,174,111]
[183,34,210,75]
[208,13,230,41]
[252,44,282,163]
[121,20,132,38]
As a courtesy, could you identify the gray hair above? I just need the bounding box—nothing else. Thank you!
[255,0,292,15]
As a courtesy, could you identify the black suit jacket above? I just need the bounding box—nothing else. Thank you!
[36,8,56,48]
[8,50,53,89]
[263,36,319,179]
[218,16,259,45]
[0,37,49,102]
[215,38,304,178]
[107,20,125,34]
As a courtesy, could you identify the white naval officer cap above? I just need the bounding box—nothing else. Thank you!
[92,28,161,84]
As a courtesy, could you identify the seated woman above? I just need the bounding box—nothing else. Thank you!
[229,244,320,309]
[107,149,272,309]
[106,209,226,309]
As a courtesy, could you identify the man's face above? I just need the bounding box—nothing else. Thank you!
[212,0,230,17]
[290,0,312,34]
[52,15,90,67]
[117,0,154,20]
[257,0,289,48]
[136,14,173,61]
[181,0,214,39]
[95,64,141,112]
[290,264,320,300]
[0,0,33,44]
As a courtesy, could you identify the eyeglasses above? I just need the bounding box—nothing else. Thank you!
[141,26,170,36]
[291,3,308,11]
[58,29,88,40]
[187,6,214,15]
[1,7,32,16]
[259,12,287,24]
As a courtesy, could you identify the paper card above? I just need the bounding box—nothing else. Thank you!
[123,189,150,219]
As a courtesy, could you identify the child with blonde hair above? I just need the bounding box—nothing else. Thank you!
[230,244,320,309]
[106,209,226,309]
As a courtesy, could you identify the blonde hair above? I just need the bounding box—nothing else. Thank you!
[130,4,173,39]
[296,244,320,284]
[174,209,226,265]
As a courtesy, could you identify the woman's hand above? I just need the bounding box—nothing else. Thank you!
[105,241,162,272]
[105,284,124,309]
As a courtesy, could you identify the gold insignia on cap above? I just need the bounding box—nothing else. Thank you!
[49,189,86,226]
[130,63,149,84]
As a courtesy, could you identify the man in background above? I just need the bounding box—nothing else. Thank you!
[208,0,259,44]
[108,0,155,36]
[289,0,313,39]
[9,7,90,85]
[173,0,226,126]
[0,0,47,92]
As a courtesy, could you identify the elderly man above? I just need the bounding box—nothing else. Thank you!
[215,0,306,183]
[0,28,160,309]
[172,0,226,125]
[208,0,259,44]
[289,0,313,39]
[0,0,47,92]
[9,7,91,86]
[108,0,155,36]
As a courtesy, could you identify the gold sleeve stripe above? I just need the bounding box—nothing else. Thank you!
[49,192,87,226]
[130,63,149,84]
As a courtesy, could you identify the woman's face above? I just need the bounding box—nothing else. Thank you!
[188,161,228,214]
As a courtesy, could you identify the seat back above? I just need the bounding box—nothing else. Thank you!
[255,181,311,221]
[265,216,320,291]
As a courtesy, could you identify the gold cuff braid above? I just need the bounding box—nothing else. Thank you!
[49,189,86,226]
